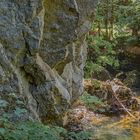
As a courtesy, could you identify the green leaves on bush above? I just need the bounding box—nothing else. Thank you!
[85,35,119,78]
[0,120,92,140]
[0,99,9,108]
[0,121,62,140]
[84,62,104,78]
[80,92,104,110]
[66,131,92,140]
[14,107,28,117]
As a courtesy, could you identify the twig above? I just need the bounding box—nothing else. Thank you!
[112,91,137,119]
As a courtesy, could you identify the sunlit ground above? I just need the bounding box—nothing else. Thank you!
[68,94,140,140]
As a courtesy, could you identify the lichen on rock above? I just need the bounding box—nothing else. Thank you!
[0,0,97,124]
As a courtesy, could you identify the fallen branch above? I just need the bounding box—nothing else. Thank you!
[112,91,137,119]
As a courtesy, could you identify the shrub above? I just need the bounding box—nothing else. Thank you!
[0,119,92,140]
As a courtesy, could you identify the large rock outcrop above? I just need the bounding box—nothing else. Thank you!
[0,0,97,123]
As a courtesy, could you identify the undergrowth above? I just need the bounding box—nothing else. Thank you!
[0,119,92,140]
[80,92,105,112]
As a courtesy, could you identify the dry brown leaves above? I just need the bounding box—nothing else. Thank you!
[84,78,140,114]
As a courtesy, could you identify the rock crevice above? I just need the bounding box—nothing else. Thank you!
[0,0,97,123]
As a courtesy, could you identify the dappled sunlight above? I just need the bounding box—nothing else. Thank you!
[65,78,140,139]
[0,0,139,139]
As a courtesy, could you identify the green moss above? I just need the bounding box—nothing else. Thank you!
[53,59,70,75]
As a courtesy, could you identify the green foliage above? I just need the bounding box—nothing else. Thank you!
[88,36,116,53]
[92,79,102,89]
[115,0,140,37]
[0,121,64,140]
[97,55,119,68]
[0,119,92,140]
[85,0,140,79]
[0,92,92,140]
[87,35,119,67]
[85,35,119,78]
[84,62,104,78]
[0,99,9,108]
[14,107,28,117]
[66,131,92,140]
[95,0,140,39]
[80,92,104,110]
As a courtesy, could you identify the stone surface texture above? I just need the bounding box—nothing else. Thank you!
[0,0,97,123]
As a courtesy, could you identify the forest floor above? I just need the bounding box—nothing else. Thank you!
[65,78,140,140]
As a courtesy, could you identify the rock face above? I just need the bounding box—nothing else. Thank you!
[0,0,97,123]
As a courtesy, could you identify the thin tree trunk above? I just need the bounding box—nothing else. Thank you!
[98,22,101,36]
[110,0,114,40]
[105,0,109,40]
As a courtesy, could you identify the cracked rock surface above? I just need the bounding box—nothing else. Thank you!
[0,0,97,124]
